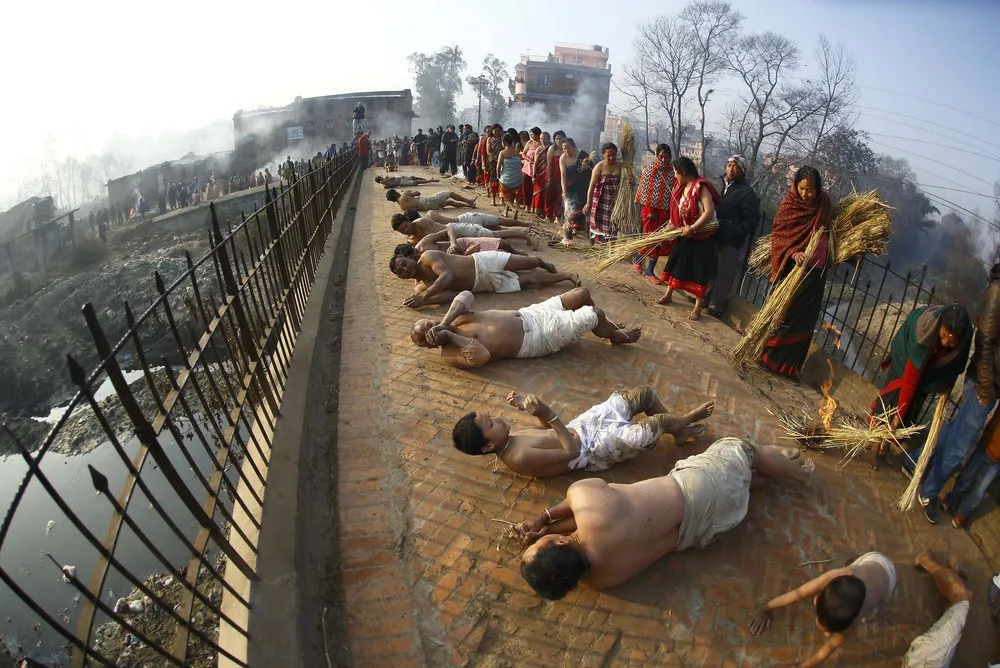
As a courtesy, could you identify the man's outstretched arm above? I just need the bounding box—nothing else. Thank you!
[748,568,848,634]
[800,633,845,667]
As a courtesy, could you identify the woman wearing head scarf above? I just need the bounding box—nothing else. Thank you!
[760,166,831,379]
[656,157,720,320]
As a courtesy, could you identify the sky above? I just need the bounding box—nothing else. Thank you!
[2,0,999,221]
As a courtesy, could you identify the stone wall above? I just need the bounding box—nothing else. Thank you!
[146,187,269,235]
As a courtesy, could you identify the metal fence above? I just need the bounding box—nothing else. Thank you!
[0,151,356,666]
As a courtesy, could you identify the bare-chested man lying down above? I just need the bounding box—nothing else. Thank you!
[513,436,814,599]
[386,188,476,211]
[412,288,640,368]
[375,175,439,188]
[391,211,533,252]
[389,246,579,308]
[452,386,711,478]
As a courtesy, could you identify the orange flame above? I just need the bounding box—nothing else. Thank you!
[818,359,837,430]
[821,322,842,350]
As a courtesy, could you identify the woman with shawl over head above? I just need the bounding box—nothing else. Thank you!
[867,304,972,469]
[761,166,832,380]
[583,143,624,245]
[521,127,541,213]
[657,157,720,321]
[633,144,675,284]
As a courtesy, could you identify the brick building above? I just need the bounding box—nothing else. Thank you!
[232,90,417,166]
[509,44,612,151]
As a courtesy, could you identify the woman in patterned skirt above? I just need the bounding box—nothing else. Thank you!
[582,143,623,245]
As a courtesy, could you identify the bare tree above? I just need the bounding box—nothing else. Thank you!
[634,15,699,158]
[804,35,859,156]
[614,54,659,155]
[679,0,744,166]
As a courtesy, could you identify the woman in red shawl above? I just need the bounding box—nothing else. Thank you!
[531,132,551,217]
[545,130,566,223]
[657,157,720,321]
[633,143,675,284]
[761,166,832,380]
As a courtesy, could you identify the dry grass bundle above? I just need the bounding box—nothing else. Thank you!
[590,219,720,275]
[746,190,892,277]
[898,394,948,512]
[776,407,926,467]
[610,119,641,236]
[732,228,824,366]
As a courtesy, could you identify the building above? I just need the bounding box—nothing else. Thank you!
[106,151,235,217]
[599,113,670,166]
[509,44,612,152]
[232,90,417,167]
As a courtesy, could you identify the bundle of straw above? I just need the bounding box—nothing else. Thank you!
[732,228,824,367]
[591,220,720,275]
[746,190,893,277]
[609,119,641,236]
[897,394,949,512]
[776,407,926,467]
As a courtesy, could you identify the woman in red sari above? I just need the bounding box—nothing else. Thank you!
[657,156,720,321]
[531,132,551,217]
[761,166,832,380]
[545,130,566,223]
[633,143,675,284]
[521,127,541,213]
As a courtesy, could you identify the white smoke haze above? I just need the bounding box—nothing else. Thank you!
[507,85,606,155]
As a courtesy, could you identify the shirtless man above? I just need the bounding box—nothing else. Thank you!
[904,550,973,668]
[514,436,814,599]
[389,248,579,308]
[391,211,532,252]
[386,188,476,212]
[452,385,707,478]
[413,288,640,368]
[375,175,440,188]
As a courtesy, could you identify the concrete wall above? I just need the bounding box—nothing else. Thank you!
[138,188,269,236]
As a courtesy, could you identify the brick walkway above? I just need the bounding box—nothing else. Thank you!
[332,167,998,667]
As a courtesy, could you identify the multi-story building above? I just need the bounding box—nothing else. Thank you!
[509,44,612,152]
[232,90,417,166]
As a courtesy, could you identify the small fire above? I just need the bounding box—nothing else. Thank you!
[819,359,837,430]
[821,322,842,350]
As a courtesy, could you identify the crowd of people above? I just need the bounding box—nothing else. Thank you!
[365,115,997,664]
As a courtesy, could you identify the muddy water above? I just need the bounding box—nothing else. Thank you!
[1,410,240,665]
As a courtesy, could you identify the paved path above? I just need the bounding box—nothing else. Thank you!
[331,167,998,667]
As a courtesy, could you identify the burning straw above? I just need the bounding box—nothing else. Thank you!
[898,394,949,512]
[609,119,641,237]
[590,220,719,275]
[732,228,825,367]
[747,190,893,277]
[776,407,926,467]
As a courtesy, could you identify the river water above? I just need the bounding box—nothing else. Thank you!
[2,373,238,665]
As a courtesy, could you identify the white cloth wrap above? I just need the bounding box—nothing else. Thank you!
[449,222,495,239]
[851,551,898,600]
[458,212,499,228]
[902,600,969,668]
[472,251,519,294]
[671,437,753,552]
[516,296,597,358]
[416,191,450,210]
[565,393,663,471]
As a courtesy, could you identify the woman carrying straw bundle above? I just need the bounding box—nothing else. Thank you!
[632,144,675,284]
[497,133,524,218]
[656,157,720,321]
[759,166,831,380]
[868,304,972,470]
[583,142,623,245]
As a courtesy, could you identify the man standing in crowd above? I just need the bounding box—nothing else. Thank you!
[414,128,428,166]
[705,155,760,318]
[919,263,1000,524]
[440,125,459,177]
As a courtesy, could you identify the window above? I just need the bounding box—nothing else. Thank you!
[305,122,315,134]
[538,74,549,86]
[565,73,574,79]
[326,100,335,113]
[325,118,335,130]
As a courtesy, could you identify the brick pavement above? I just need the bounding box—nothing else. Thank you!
[331,167,999,667]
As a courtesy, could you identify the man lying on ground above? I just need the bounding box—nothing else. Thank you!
[414,288,639,369]
[389,246,579,308]
[748,550,898,666]
[386,188,476,212]
[391,211,533,252]
[452,385,705,477]
[904,550,973,668]
[515,437,814,599]
[375,175,440,188]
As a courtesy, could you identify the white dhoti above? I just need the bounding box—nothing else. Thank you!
[458,212,499,228]
[449,222,495,238]
[851,552,898,600]
[902,600,969,668]
[472,251,520,294]
[565,389,672,472]
[516,296,597,358]
[416,191,450,210]
[671,437,754,552]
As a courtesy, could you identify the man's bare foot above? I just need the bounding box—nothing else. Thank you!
[569,272,581,287]
[609,327,642,345]
[685,401,715,423]
[657,294,673,306]
[539,259,557,274]
[687,307,701,321]
[674,423,708,443]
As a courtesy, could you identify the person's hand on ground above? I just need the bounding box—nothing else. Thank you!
[792,252,806,266]
[515,515,548,545]
[403,294,425,308]
[747,608,772,635]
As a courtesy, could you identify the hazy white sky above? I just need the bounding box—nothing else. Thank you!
[3,0,999,219]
